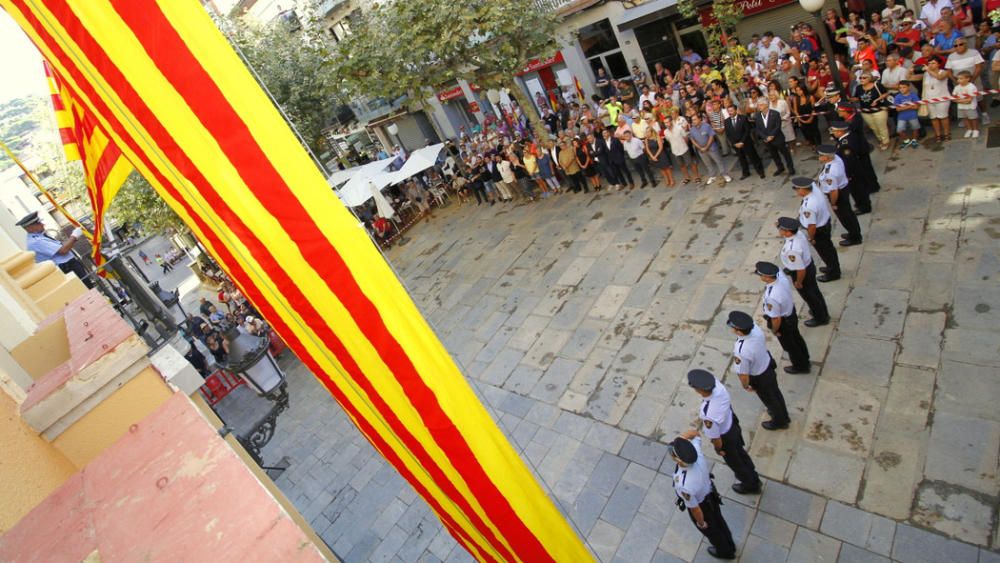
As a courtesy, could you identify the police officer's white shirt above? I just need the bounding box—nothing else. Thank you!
[699,380,733,440]
[818,156,848,193]
[762,272,796,318]
[780,231,812,270]
[799,192,831,229]
[673,437,712,509]
[733,325,773,377]
[27,232,73,265]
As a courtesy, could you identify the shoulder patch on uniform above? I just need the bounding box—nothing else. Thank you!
[705,420,713,429]
[734,357,742,365]
[844,148,851,155]
[682,492,691,500]
[804,211,811,218]
[767,303,773,311]
[825,178,833,185]
[789,255,796,262]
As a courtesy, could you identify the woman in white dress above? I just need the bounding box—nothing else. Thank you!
[910,56,952,142]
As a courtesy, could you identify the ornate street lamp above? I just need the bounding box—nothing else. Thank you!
[223,328,289,467]
[799,0,845,95]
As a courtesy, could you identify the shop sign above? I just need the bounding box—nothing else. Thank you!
[700,0,797,26]
[436,83,481,102]
[467,101,481,113]
[516,51,565,76]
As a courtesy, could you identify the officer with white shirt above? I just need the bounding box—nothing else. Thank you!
[669,433,737,560]
[16,211,93,287]
[728,310,790,430]
[687,369,761,494]
[754,262,810,374]
[817,144,862,246]
[793,176,840,282]
[777,216,829,326]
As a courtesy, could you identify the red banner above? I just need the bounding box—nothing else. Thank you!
[436,83,480,102]
[517,51,565,76]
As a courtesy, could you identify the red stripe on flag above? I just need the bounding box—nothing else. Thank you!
[107,4,554,559]
[11,8,498,559]
[58,127,76,145]
[13,3,519,558]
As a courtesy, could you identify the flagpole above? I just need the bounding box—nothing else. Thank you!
[0,138,94,242]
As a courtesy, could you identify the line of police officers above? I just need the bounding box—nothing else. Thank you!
[669,99,882,559]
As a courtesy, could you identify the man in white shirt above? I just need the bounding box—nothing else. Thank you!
[919,0,953,28]
[620,130,655,188]
[755,31,788,63]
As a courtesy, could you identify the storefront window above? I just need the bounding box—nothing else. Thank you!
[578,19,621,58]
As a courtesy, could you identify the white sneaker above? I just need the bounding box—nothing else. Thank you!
[723,175,733,182]
[706,176,716,185]
[964,130,973,138]
[972,130,980,138]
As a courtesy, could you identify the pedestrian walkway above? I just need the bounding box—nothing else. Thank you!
[253,129,998,562]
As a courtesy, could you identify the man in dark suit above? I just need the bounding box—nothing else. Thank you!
[589,131,617,188]
[604,127,632,189]
[724,103,765,180]
[754,99,795,176]
[837,104,881,195]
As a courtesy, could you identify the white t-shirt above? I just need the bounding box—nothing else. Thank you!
[664,124,689,156]
[952,83,978,109]
[945,49,985,77]
[756,39,787,62]
[919,0,953,26]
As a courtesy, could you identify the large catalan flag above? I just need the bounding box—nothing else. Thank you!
[44,60,132,270]
[1,2,591,561]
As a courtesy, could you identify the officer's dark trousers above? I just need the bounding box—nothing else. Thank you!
[848,176,873,212]
[687,492,736,557]
[735,142,764,176]
[59,258,94,289]
[751,359,790,425]
[788,263,829,322]
[858,152,881,193]
[721,412,761,488]
[812,223,840,276]
[610,161,632,187]
[833,193,863,242]
[773,309,810,370]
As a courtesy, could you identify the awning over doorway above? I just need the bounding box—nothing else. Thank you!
[616,0,682,31]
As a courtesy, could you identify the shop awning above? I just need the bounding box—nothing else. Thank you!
[616,0,682,31]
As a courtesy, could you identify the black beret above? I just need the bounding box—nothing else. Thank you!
[15,211,41,228]
[687,369,716,391]
[829,120,849,130]
[818,144,837,155]
[668,437,698,464]
[792,176,814,189]
[755,261,780,276]
[727,310,754,332]
[777,216,800,231]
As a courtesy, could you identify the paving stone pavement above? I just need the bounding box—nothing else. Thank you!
[256,123,1000,562]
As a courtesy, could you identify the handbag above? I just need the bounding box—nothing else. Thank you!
[917,103,929,118]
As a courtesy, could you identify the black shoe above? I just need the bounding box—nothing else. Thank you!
[762,419,790,430]
[731,482,762,495]
[784,365,810,374]
[819,266,829,273]
[773,169,786,177]
[758,172,766,179]
[818,273,841,283]
[639,181,649,188]
[840,233,851,239]
[839,238,862,247]
[707,546,736,560]
[804,317,829,327]
[740,173,751,180]
[855,207,871,215]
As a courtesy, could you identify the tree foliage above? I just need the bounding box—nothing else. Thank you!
[107,172,185,236]
[677,0,745,85]
[334,0,562,125]
[218,13,345,153]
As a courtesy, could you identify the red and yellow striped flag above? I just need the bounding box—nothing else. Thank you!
[2,2,592,561]
[43,60,132,270]
[574,76,585,103]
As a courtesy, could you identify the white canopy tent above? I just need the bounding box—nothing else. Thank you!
[336,157,396,207]
[326,166,361,188]
[340,143,447,207]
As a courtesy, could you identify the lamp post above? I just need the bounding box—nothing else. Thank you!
[386,122,406,152]
[799,0,845,95]
[224,328,289,467]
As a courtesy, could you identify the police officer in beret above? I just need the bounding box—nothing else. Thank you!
[776,216,830,327]
[687,369,761,494]
[669,432,737,559]
[830,121,873,215]
[792,176,840,282]
[817,144,862,247]
[728,310,790,430]
[16,211,93,287]
[754,262,810,374]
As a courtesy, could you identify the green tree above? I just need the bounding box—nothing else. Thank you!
[334,0,563,139]
[217,12,345,154]
[677,0,745,86]
[108,172,185,237]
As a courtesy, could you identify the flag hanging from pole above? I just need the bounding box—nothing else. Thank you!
[43,60,132,271]
[574,75,585,103]
[2,2,592,561]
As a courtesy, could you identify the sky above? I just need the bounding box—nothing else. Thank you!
[0,10,48,104]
